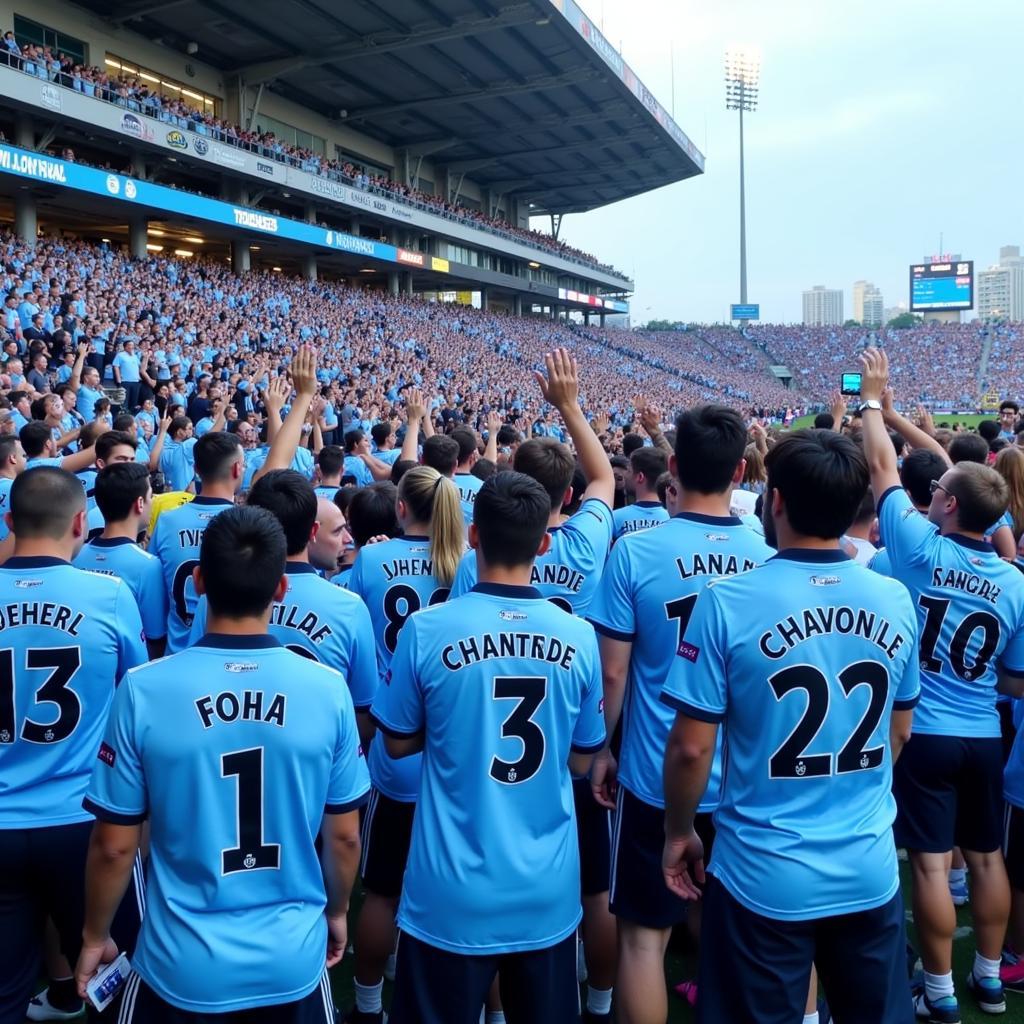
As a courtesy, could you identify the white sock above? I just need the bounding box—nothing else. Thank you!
[924,970,955,1002]
[485,1012,505,1024]
[974,952,1002,980]
[587,986,612,1015]
[802,1014,819,1024]
[948,867,966,885]
[354,980,383,1014]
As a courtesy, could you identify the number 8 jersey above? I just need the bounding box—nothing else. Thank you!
[662,549,920,920]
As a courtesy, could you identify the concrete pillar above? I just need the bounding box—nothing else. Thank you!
[584,311,591,326]
[304,203,317,224]
[231,240,251,274]
[14,192,37,246]
[302,254,317,281]
[128,216,148,260]
[14,112,33,150]
[514,294,523,317]
[480,287,489,312]
[388,272,400,296]
[403,272,414,296]
[600,313,607,328]
[220,177,248,206]
[350,216,360,235]
[130,149,147,181]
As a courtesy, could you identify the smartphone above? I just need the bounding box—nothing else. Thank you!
[86,953,132,1013]
[840,372,862,397]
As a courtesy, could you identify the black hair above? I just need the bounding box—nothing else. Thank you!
[246,469,317,557]
[899,449,948,509]
[370,421,393,447]
[422,434,459,475]
[948,433,989,466]
[96,430,138,463]
[630,446,668,484]
[622,433,645,457]
[814,412,835,430]
[347,482,400,546]
[317,445,345,479]
[450,426,478,464]
[390,459,417,486]
[343,428,365,454]
[19,421,52,459]
[95,462,151,522]
[673,404,748,494]
[977,420,1001,443]
[473,471,551,569]
[472,457,497,482]
[194,431,242,481]
[496,424,521,447]
[113,413,136,432]
[199,505,286,618]
[10,467,85,538]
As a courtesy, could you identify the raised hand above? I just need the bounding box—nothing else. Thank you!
[534,348,579,412]
[290,345,318,398]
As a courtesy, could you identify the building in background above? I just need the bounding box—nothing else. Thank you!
[977,245,1024,320]
[802,285,843,326]
[852,280,884,327]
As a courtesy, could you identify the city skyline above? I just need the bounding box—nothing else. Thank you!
[533,0,1024,325]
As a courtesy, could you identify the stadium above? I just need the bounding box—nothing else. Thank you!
[2,2,1024,1024]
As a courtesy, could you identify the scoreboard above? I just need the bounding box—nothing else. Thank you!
[909,261,973,312]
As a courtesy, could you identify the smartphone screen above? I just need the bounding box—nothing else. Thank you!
[840,372,862,396]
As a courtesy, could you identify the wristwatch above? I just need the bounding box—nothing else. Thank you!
[858,400,882,414]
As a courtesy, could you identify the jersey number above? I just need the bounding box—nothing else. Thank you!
[665,594,698,650]
[918,596,1001,682]
[382,584,449,653]
[0,647,82,745]
[221,747,280,874]
[767,662,888,779]
[172,559,199,626]
[489,676,547,785]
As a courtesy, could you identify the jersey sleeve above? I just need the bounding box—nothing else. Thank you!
[345,598,378,710]
[83,675,147,824]
[1000,614,1024,677]
[187,595,208,646]
[450,552,476,599]
[115,583,149,676]
[325,692,371,814]
[571,630,606,753]
[588,538,637,641]
[877,485,938,570]
[659,585,728,723]
[568,499,613,562]
[891,586,921,709]
[371,616,425,738]
[139,556,169,641]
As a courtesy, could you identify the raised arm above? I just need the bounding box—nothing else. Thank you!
[882,388,951,466]
[148,412,171,471]
[483,409,502,463]
[261,376,290,447]
[641,401,674,456]
[858,348,901,497]
[251,346,319,486]
[68,340,90,394]
[400,388,426,464]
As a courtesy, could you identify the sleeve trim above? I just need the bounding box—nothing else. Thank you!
[1000,667,1024,678]
[658,693,725,723]
[876,485,903,515]
[370,713,421,740]
[571,739,606,754]
[590,621,635,642]
[352,701,374,711]
[83,797,147,826]
[325,790,371,815]
[892,695,920,711]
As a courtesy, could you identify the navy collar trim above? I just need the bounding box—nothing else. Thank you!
[90,537,135,548]
[2,555,68,568]
[673,511,742,526]
[191,496,233,506]
[634,500,663,508]
[400,534,429,542]
[771,548,851,563]
[285,561,318,575]
[947,533,992,553]
[471,582,543,600]
[195,633,281,649]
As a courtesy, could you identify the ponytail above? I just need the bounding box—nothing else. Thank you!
[398,466,466,587]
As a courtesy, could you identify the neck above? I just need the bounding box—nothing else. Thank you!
[403,519,430,536]
[204,611,271,635]
[288,550,310,565]
[846,522,872,541]
[773,521,842,552]
[940,523,985,541]
[101,517,140,542]
[476,556,534,588]
[12,538,74,561]
[196,485,235,501]
[320,475,341,487]
[678,487,734,518]
[546,509,563,528]
[636,488,660,503]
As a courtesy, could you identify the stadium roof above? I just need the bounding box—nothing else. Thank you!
[82,0,705,215]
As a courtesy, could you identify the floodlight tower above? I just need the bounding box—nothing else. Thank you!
[725,48,760,305]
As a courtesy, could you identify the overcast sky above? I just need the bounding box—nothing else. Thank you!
[533,0,1024,324]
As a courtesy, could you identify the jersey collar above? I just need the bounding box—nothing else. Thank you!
[472,582,544,600]
[673,511,742,526]
[90,537,135,548]
[191,496,234,506]
[285,561,318,575]
[947,533,992,552]
[634,500,663,508]
[771,548,851,563]
[195,633,281,649]
[400,534,429,542]
[1,555,68,568]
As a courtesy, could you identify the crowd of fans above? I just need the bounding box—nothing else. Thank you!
[0,29,625,277]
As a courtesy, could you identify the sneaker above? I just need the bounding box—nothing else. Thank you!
[673,980,698,1007]
[1000,959,1024,994]
[26,989,85,1021]
[343,1011,387,1024]
[913,990,961,1024]
[949,880,969,906]
[581,1012,611,1023]
[966,971,1006,1014]
[1003,946,1021,967]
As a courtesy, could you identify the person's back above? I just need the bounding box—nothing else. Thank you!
[611,499,669,540]
[611,446,669,542]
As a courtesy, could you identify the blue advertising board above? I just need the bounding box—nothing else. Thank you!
[730,303,760,320]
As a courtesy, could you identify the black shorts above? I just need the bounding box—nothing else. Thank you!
[0,821,144,1024]
[698,876,913,1024]
[893,733,1004,853]
[359,790,415,899]
[118,972,336,1023]
[573,777,611,897]
[609,786,688,929]
[999,701,1017,764]
[1005,803,1024,891]
[389,931,577,1024]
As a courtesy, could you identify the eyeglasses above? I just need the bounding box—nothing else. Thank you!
[929,480,952,497]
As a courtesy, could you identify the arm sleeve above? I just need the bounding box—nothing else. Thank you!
[570,498,614,562]
[115,584,149,675]
[659,586,729,723]
[1000,615,1024,677]
[450,553,476,599]
[83,677,147,824]
[187,595,208,647]
[325,689,371,814]
[877,485,938,570]
[345,598,378,710]
[371,617,425,738]
[892,587,922,709]
[140,556,169,641]
[571,629,607,753]
[588,539,637,641]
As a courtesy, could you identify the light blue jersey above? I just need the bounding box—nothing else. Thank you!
[373,448,401,466]
[590,513,773,810]
[372,583,604,952]
[160,437,197,493]
[314,485,340,502]
[84,635,369,1013]
[454,472,483,527]
[452,498,613,615]
[868,546,892,577]
[1004,699,1024,808]
[149,497,233,653]
[343,455,372,487]
[662,549,920,920]
[344,536,452,800]
[0,557,146,828]
[878,486,1024,737]
[611,500,669,542]
[0,476,13,540]
[188,563,377,710]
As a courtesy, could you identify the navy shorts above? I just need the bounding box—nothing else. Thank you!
[893,733,1004,853]
[698,876,913,1024]
[999,700,1017,764]
[573,777,611,897]
[389,931,577,1024]
[119,972,336,1023]
[0,821,144,1024]
[359,790,415,899]
[609,786,688,929]
[1005,803,1024,891]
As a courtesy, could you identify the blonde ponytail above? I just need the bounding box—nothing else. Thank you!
[398,466,466,587]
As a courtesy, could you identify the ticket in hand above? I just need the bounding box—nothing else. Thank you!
[85,952,132,1012]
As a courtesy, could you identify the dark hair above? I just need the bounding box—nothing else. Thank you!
[347,482,400,546]
[113,413,136,433]
[247,469,317,556]
[370,421,393,447]
[977,420,1000,443]
[170,415,191,438]
[19,420,52,458]
[887,429,906,459]
[96,430,138,463]
[199,505,286,618]
[562,463,587,516]
[472,457,496,482]
[948,433,989,466]
[10,467,85,538]
[655,470,675,505]
[622,433,645,457]
[194,431,242,482]
[333,484,359,516]
[80,420,106,449]
[317,445,345,479]
[95,462,151,522]
[513,437,576,510]
[343,428,365,454]
[450,427,478,464]
[473,471,551,568]
[0,434,21,464]
[1000,400,1020,414]
[496,424,521,447]
[945,462,1009,534]
[673,404,748,494]
[814,412,835,430]
[764,429,869,540]
[630,446,668,485]
[390,459,417,485]
[422,434,459,475]
[899,449,948,508]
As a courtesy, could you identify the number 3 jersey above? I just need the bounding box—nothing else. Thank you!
[877,486,1024,737]
[372,583,605,953]
[84,635,370,1013]
[662,550,920,921]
